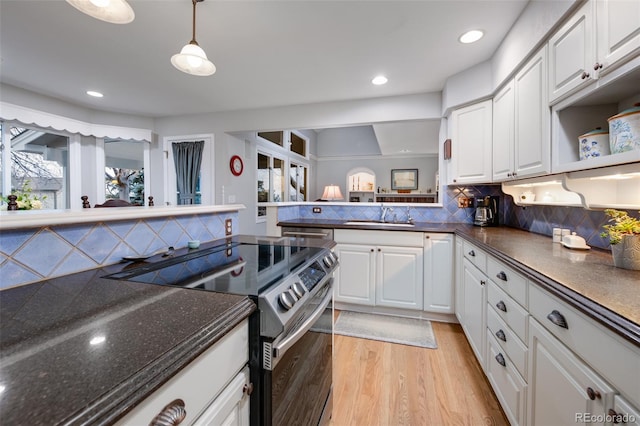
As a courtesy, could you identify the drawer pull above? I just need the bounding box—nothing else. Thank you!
[243,382,254,396]
[586,387,601,401]
[151,399,186,426]
[496,301,507,313]
[496,271,508,281]
[468,250,476,257]
[608,409,622,424]
[480,280,486,286]
[495,329,506,342]
[495,353,506,367]
[547,310,568,329]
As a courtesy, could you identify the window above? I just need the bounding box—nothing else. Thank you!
[290,131,307,157]
[289,162,307,201]
[104,139,145,205]
[0,122,70,209]
[257,151,285,218]
[257,131,284,147]
[163,134,214,206]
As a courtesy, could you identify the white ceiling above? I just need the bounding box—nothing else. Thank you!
[0,0,529,119]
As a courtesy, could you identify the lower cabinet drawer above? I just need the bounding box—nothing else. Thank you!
[487,280,529,343]
[487,306,528,379]
[462,240,487,271]
[611,395,640,426]
[528,284,640,408]
[486,331,527,426]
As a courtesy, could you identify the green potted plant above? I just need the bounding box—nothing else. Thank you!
[600,209,640,270]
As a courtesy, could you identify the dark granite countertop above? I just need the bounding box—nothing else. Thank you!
[279,219,640,346]
[0,266,256,425]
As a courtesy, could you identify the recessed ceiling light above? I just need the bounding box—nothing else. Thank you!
[87,90,104,98]
[372,75,388,85]
[459,30,484,44]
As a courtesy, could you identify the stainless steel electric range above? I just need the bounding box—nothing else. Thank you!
[106,235,339,426]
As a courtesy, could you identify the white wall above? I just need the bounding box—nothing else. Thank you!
[316,126,380,157]
[315,155,439,200]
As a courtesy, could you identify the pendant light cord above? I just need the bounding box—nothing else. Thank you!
[191,0,204,45]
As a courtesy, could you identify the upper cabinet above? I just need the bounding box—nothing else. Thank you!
[447,100,493,185]
[549,0,640,105]
[493,46,550,182]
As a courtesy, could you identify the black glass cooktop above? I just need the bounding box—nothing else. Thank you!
[105,241,325,297]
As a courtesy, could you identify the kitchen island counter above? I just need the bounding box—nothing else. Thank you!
[279,219,640,346]
[0,265,256,425]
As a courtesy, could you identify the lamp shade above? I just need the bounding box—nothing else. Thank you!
[171,42,216,76]
[321,185,344,200]
[66,0,135,24]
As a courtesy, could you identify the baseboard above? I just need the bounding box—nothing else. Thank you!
[333,302,459,324]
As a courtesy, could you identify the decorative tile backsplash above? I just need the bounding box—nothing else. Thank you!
[280,185,626,251]
[0,211,238,290]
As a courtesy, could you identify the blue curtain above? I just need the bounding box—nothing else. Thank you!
[172,141,204,205]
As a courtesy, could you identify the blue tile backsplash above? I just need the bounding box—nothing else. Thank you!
[0,211,238,290]
[280,185,630,251]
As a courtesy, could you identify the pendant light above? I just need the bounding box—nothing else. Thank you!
[171,0,216,76]
[66,0,135,24]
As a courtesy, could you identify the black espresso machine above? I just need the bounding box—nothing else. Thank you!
[474,195,499,226]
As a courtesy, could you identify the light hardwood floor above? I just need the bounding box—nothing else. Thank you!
[331,321,508,426]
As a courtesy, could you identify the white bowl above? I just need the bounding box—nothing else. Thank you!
[187,240,200,249]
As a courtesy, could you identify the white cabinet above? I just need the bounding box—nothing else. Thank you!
[596,0,640,74]
[548,1,596,103]
[423,233,454,313]
[514,46,551,179]
[193,367,250,426]
[460,257,487,367]
[333,230,424,310]
[528,318,615,426]
[333,244,376,305]
[376,246,424,310]
[454,236,464,323]
[448,100,493,185]
[117,321,250,426]
[492,80,515,181]
[493,46,551,181]
[549,0,640,104]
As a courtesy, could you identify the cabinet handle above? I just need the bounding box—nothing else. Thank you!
[495,329,507,342]
[495,353,506,367]
[608,409,622,424]
[581,71,590,79]
[453,179,457,183]
[378,248,381,252]
[468,250,476,257]
[496,301,507,312]
[507,173,512,177]
[512,172,517,177]
[480,280,486,286]
[586,387,601,400]
[425,235,430,239]
[594,62,603,71]
[151,399,187,426]
[496,271,507,281]
[243,382,254,396]
[547,310,568,329]
[370,249,374,252]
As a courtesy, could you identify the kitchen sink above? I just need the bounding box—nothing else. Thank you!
[343,221,415,228]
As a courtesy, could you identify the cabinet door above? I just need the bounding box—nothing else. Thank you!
[528,318,614,426]
[596,0,640,75]
[548,1,596,103]
[492,80,515,181]
[423,233,454,313]
[460,258,487,367]
[376,246,423,310]
[334,244,376,306]
[450,100,493,185]
[454,237,464,323]
[192,367,250,426]
[514,46,551,178]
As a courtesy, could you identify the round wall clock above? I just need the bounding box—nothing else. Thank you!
[230,155,244,176]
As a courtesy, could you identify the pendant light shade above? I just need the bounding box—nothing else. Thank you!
[66,0,135,24]
[172,0,216,76]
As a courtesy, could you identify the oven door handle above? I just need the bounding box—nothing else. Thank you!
[273,285,333,359]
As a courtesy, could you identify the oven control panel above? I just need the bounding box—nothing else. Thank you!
[299,261,326,291]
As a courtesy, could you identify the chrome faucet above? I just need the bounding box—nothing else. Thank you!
[380,205,393,222]
[405,206,414,224]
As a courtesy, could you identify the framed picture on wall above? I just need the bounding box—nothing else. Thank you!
[391,169,418,190]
